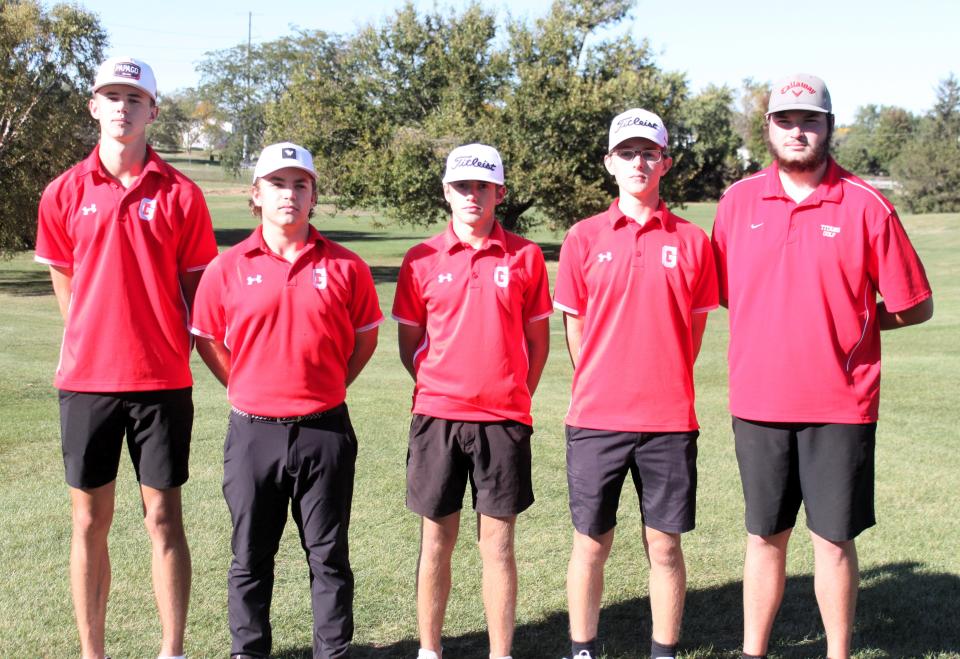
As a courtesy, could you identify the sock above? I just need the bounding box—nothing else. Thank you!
[159,656,187,659]
[742,654,766,659]
[651,639,676,659]
[571,639,597,657]
[418,649,441,659]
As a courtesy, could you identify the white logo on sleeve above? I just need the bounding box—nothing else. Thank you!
[597,251,613,263]
[438,273,453,283]
[81,203,97,216]
[138,198,157,221]
[246,275,262,285]
[661,245,678,268]
[314,267,328,290]
[820,224,841,237]
[493,266,510,288]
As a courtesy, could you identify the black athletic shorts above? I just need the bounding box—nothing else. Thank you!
[733,417,876,541]
[406,414,534,519]
[59,388,193,490]
[566,425,698,536]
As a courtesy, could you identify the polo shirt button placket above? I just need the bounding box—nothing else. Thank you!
[633,229,644,270]
[470,253,481,289]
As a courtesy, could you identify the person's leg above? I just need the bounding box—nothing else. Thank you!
[476,513,517,657]
[222,414,290,657]
[810,533,858,659]
[140,485,191,657]
[70,483,116,659]
[642,527,685,647]
[567,528,615,644]
[290,409,357,659]
[743,529,791,656]
[418,512,460,654]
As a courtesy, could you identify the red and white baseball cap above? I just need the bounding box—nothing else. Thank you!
[442,144,504,185]
[608,108,669,151]
[93,56,157,101]
[253,142,317,182]
[767,73,832,115]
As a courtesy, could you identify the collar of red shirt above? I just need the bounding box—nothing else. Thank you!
[762,157,844,206]
[606,199,675,232]
[441,219,507,254]
[239,224,328,258]
[76,144,171,185]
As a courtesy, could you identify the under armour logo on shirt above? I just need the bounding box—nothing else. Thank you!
[81,204,97,215]
[597,251,612,263]
[438,273,453,283]
[246,275,262,285]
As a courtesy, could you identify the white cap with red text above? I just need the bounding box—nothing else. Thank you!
[93,56,157,101]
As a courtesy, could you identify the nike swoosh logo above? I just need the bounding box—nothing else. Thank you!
[750,223,764,229]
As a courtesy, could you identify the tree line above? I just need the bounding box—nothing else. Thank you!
[3,0,959,253]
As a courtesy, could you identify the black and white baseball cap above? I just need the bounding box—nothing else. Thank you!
[93,56,157,101]
[253,142,317,182]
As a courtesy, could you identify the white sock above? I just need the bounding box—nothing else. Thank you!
[418,649,441,659]
[158,655,186,659]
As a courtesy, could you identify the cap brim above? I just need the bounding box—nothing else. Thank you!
[766,104,831,115]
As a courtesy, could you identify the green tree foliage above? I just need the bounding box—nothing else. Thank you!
[834,104,916,176]
[268,0,738,231]
[0,1,105,253]
[733,77,769,172]
[891,75,960,213]
[676,84,743,200]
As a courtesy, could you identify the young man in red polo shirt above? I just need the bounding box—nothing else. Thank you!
[190,142,382,659]
[34,56,218,659]
[392,143,552,659]
[712,74,933,659]
[554,109,718,659]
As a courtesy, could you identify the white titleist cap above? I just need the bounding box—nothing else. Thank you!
[253,142,317,182]
[442,143,504,185]
[93,56,157,100]
[608,108,669,151]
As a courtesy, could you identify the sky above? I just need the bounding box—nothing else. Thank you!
[80,0,958,125]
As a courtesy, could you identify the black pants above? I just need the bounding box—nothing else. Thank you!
[223,405,356,659]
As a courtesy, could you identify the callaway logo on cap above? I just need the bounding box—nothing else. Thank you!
[253,142,317,182]
[93,56,157,100]
[442,144,504,185]
[608,108,669,151]
[767,73,832,115]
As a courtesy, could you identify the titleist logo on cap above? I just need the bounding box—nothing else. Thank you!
[615,116,660,133]
[112,62,141,80]
[780,80,817,97]
[451,155,496,172]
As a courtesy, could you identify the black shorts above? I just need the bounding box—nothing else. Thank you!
[733,417,876,541]
[405,415,534,519]
[566,425,698,536]
[59,388,193,490]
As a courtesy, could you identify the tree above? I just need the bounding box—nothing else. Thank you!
[834,104,915,176]
[733,78,770,172]
[674,84,743,200]
[891,74,960,213]
[0,1,106,253]
[269,0,705,232]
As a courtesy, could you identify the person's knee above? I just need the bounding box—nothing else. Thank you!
[72,504,112,541]
[477,527,514,565]
[645,532,683,571]
[143,495,185,545]
[571,531,612,567]
[812,534,856,564]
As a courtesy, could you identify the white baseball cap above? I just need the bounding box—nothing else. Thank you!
[93,56,157,101]
[442,143,504,185]
[608,108,669,151]
[253,142,317,182]
[767,73,832,115]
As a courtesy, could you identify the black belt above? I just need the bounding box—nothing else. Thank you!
[231,403,344,424]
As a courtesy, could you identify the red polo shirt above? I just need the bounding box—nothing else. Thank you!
[35,145,218,392]
[554,200,718,432]
[712,159,932,423]
[392,221,553,425]
[190,225,383,417]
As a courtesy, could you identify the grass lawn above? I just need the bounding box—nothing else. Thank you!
[0,158,957,657]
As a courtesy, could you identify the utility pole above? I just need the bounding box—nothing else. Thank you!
[242,10,251,164]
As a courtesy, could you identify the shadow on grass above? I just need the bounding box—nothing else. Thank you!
[273,561,959,658]
[215,228,410,249]
[0,269,52,297]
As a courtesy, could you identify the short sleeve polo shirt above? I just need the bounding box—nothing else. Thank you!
[190,225,383,417]
[35,145,218,391]
[712,159,932,423]
[392,221,553,426]
[554,200,719,432]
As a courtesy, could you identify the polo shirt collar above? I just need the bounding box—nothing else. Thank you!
[442,219,507,253]
[77,144,171,183]
[763,157,844,206]
[607,199,675,231]
[240,224,327,257]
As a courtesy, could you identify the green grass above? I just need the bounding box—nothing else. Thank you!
[0,177,957,658]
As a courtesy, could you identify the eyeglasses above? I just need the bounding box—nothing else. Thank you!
[612,148,665,163]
